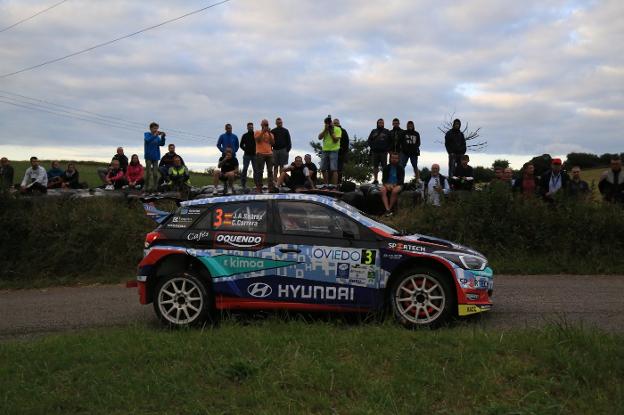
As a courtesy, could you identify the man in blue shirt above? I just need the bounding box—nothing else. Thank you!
[380,152,405,216]
[144,122,166,192]
[216,123,239,155]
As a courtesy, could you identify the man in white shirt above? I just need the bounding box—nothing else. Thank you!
[20,156,48,194]
[424,164,450,206]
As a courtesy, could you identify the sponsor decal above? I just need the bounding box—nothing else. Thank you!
[312,248,377,265]
[180,208,202,215]
[172,216,194,223]
[186,231,210,241]
[387,242,425,253]
[348,264,373,286]
[199,255,297,277]
[214,206,267,229]
[248,282,272,298]
[214,232,265,248]
[382,253,402,260]
[166,223,187,229]
[466,293,480,301]
[458,304,492,316]
[278,284,354,301]
[336,263,350,279]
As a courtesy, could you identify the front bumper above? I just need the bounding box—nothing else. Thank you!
[456,267,494,316]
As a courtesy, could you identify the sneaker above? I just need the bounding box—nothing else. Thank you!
[384,210,394,217]
[105,184,114,191]
[122,185,129,190]
[136,184,142,190]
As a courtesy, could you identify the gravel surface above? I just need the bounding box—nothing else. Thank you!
[1,275,623,339]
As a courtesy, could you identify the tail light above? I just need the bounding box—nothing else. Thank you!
[145,231,165,248]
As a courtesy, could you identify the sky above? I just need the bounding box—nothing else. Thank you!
[0,0,622,174]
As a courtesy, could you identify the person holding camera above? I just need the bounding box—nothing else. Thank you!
[318,115,342,185]
[144,122,166,192]
[254,119,275,193]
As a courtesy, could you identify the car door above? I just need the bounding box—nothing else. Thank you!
[270,200,383,309]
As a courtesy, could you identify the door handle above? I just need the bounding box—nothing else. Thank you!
[279,248,301,254]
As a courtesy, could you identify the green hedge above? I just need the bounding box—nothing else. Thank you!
[391,188,624,274]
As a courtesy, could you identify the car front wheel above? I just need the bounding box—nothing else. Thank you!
[153,272,211,327]
[390,268,454,328]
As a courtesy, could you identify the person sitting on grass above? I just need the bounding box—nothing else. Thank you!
[380,152,405,216]
[47,160,64,188]
[213,148,238,195]
[167,155,191,192]
[126,154,145,190]
[276,156,313,192]
[103,159,127,190]
[60,163,81,189]
[20,156,48,194]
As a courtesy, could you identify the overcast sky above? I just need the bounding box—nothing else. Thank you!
[0,0,622,172]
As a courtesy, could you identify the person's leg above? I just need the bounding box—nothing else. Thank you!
[266,154,275,190]
[330,151,339,185]
[448,154,455,178]
[400,153,408,169]
[241,155,250,188]
[213,169,221,186]
[276,171,287,187]
[380,185,390,211]
[410,155,419,177]
[226,172,235,192]
[144,160,151,191]
[372,152,379,183]
[389,185,402,211]
[254,155,264,191]
[320,152,329,185]
[34,182,47,193]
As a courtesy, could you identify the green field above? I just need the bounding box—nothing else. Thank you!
[0,321,621,414]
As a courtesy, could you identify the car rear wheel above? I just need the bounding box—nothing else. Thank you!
[390,268,454,328]
[154,272,211,327]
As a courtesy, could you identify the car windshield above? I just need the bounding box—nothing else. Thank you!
[334,200,399,235]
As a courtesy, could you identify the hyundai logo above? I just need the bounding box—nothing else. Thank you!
[247,282,272,298]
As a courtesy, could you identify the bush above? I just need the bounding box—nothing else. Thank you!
[388,188,624,274]
[0,196,153,286]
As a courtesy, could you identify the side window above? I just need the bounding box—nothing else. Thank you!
[278,202,360,238]
[163,206,207,229]
[211,202,268,232]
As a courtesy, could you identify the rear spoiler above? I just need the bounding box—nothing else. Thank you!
[140,195,182,224]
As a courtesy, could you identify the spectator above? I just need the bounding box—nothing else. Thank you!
[598,155,623,203]
[97,147,128,183]
[493,166,504,181]
[159,144,185,182]
[60,163,81,189]
[167,155,191,192]
[213,148,238,195]
[144,122,166,192]
[271,117,292,179]
[540,158,569,201]
[318,115,342,185]
[20,156,47,194]
[388,118,404,154]
[380,152,405,216]
[400,121,420,178]
[103,159,127,190]
[217,123,239,155]
[126,154,145,190]
[567,166,590,199]
[239,122,256,189]
[334,118,350,184]
[451,155,474,191]
[304,154,318,186]
[503,168,515,187]
[47,161,64,188]
[444,118,466,177]
[512,162,539,198]
[276,155,313,192]
[254,119,275,193]
[0,157,15,190]
[367,118,390,184]
[424,164,450,206]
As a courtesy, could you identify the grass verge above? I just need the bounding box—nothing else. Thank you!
[0,321,622,414]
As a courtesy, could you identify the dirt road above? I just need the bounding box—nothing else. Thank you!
[1,275,622,338]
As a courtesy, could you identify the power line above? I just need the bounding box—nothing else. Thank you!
[0,0,231,79]
[0,0,69,34]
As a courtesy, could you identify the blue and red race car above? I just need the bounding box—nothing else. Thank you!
[132,194,493,328]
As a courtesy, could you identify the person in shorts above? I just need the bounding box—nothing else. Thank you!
[317,115,342,185]
[213,147,239,194]
[271,117,292,179]
[276,156,313,192]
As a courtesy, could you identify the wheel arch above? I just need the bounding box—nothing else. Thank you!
[145,253,212,304]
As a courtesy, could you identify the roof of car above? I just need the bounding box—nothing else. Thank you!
[181,193,339,207]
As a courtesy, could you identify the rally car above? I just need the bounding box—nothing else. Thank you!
[131,194,493,328]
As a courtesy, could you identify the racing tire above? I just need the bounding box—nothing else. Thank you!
[153,272,212,328]
[389,268,455,328]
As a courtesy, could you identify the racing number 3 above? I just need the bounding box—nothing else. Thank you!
[361,249,376,265]
[213,208,223,228]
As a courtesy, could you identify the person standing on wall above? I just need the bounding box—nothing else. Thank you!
[444,118,466,177]
[367,118,390,185]
[144,122,166,192]
[271,117,292,180]
[318,115,342,185]
[239,122,256,189]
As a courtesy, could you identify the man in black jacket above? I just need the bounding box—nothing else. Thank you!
[599,156,623,203]
[567,166,590,199]
[400,121,420,177]
[380,152,405,216]
[239,122,256,189]
[451,155,474,191]
[334,118,350,184]
[159,144,185,182]
[444,119,466,177]
[271,117,292,179]
[367,118,390,184]
[388,118,404,154]
[539,158,570,201]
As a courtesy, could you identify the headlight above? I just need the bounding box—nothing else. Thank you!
[434,251,488,271]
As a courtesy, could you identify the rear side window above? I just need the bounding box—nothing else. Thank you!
[163,206,206,229]
[277,201,360,238]
[212,202,268,232]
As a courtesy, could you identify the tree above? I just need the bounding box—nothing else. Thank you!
[565,153,601,169]
[473,166,495,182]
[438,113,487,152]
[309,134,372,183]
[492,159,510,169]
[528,154,552,176]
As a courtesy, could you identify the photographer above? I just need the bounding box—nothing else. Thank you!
[144,122,166,192]
[318,115,342,185]
[254,119,275,192]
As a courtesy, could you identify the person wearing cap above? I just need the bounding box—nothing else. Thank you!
[318,115,342,185]
[539,158,569,201]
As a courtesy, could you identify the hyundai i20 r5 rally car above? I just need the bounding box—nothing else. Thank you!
[132,194,493,328]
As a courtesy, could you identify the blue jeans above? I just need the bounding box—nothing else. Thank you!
[321,151,339,171]
[400,154,418,176]
[241,154,256,187]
